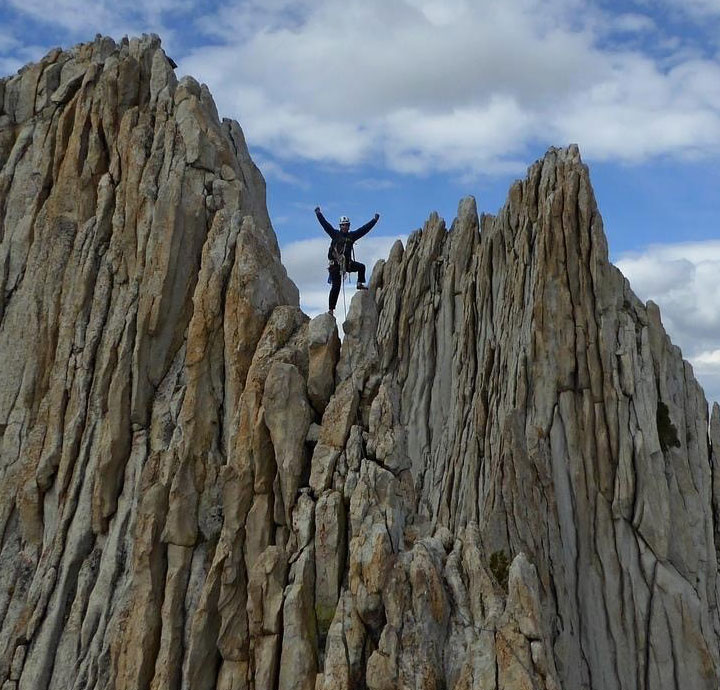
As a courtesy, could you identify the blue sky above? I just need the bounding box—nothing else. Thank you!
[1,0,718,403]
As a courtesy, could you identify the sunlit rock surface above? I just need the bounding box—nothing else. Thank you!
[0,34,718,690]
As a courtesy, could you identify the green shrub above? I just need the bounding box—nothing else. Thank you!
[657,401,680,452]
[315,603,336,642]
[489,550,510,592]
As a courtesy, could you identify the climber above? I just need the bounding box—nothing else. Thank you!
[314,206,380,316]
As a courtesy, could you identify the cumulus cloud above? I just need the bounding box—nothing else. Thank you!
[609,13,657,34]
[355,178,397,191]
[656,0,720,19]
[693,350,720,404]
[0,57,22,75]
[0,29,20,55]
[693,349,720,409]
[695,350,720,366]
[3,0,190,55]
[5,0,720,175]
[616,240,720,403]
[252,153,307,187]
[173,0,720,176]
[281,234,405,322]
[0,38,52,77]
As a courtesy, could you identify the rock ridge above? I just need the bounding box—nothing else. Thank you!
[0,34,718,690]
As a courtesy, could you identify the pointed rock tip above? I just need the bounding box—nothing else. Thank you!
[344,288,376,330]
[526,144,585,179]
[536,143,584,173]
[542,143,582,161]
[83,33,162,51]
[646,299,660,314]
[308,312,339,345]
[389,238,404,261]
[457,195,478,226]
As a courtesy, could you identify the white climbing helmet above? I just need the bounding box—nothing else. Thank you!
[339,215,350,225]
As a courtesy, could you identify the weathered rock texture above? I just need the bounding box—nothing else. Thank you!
[363,154,720,690]
[1,34,718,690]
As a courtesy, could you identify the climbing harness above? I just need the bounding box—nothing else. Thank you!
[329,239,358,323]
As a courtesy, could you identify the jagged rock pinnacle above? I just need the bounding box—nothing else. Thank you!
[0,34,718,690]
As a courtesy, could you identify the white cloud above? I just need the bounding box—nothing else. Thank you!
[659,0,720,19]
[0,57,23,76]
[0,29,45,77]
[282,234,405,321]
[609,13,657,33]
[174,0,720,176]
[0,29,20,55]
[628,0,720,23]
[355,178,397,190]
[252,154,307,187]
[220,83,373,165]
[3,0,189,56]
[616,240,720,404]
[692,349,720,409]
[5,0,720,176]
[382,99,533,175]
[695,349,720,366]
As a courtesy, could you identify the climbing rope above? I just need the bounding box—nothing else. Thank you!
[334,239,361,324]
[340,243,357,323]
[340,266,349,323]
[334,249,365,427]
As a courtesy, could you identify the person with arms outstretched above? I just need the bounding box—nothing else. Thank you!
[315,207,380,316]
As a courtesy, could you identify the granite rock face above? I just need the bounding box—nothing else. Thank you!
[363,148,720,690]
[1,35,719,690]
[0,34,300,690]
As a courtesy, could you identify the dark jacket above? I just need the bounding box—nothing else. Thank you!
[315,209,378,264]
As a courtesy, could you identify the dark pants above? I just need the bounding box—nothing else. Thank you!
[329,260,366,309]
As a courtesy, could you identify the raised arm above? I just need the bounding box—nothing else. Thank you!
[314,207,336,238]
[350,213,380,241]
